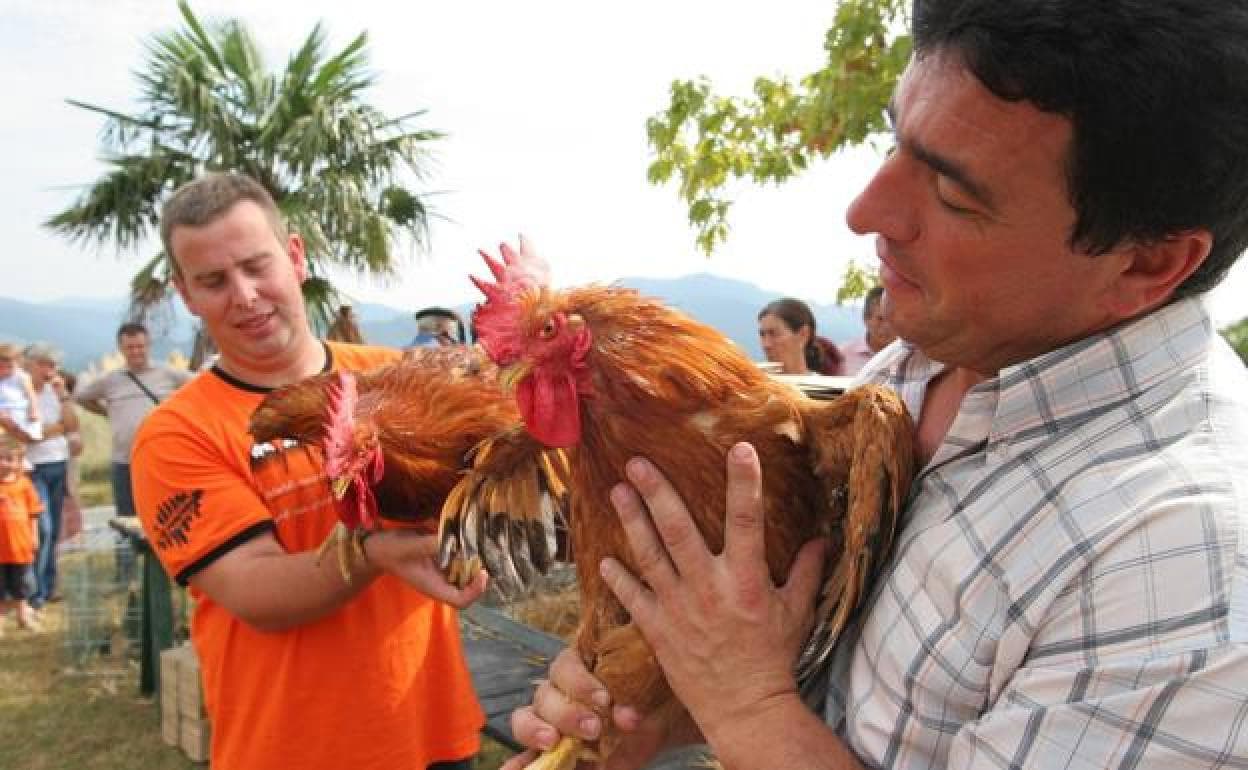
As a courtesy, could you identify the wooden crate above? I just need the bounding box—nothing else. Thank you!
[177,648,207,720]
[159,644,210,760]
[180,716,211,763]
[159,646,187,746]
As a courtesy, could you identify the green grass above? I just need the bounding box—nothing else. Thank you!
[75,411,114,508]
[0,602,198,770]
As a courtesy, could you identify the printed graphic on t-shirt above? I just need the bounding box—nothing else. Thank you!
[153,489,204,550]
[249,439,337,524]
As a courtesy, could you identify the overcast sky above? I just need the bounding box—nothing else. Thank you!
[1,0,1243,326]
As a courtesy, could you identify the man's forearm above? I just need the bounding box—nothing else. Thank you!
[60,403,80,432]
[190,535,381,633]
[703,693,865,770]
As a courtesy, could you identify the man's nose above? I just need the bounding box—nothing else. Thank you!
[845,154,919,243]
[227,275,259,308]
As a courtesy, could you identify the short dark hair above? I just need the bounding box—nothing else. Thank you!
[160,172,286,273]
[117,322,148,341]
[913,0,1248,298]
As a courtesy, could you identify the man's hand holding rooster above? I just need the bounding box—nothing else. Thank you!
[364,529,488,609]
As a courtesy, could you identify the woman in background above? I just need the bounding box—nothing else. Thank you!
[757,297,845,375]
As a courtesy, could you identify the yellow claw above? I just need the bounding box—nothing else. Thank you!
[313,522,367,585]
[522,736,584,770]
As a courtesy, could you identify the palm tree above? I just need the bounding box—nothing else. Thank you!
[46,0,441,334]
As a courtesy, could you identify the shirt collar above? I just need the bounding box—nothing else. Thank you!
[860,296,1214,456]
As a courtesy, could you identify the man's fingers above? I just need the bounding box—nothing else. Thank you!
[419,567,487,609]
[721,442,767,575]
[610,481,678,591]
[600,556,655,634]
[499,749,539,770]
[548,647,613,715]
[530,679,603,741]
[623,458,711,575]
[781,537,828,619]
[510,700,565,750]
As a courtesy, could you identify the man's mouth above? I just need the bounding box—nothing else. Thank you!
[236,311,276,334]
[876,238,919,291]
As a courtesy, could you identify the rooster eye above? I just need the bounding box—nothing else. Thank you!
[539,318,557,339]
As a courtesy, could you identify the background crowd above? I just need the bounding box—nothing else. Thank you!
[0,291,867,636]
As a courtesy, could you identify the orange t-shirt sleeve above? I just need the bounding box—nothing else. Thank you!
[133,413,275,585]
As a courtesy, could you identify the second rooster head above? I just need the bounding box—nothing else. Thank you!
[322,370,384,530]
[472,237,593,449]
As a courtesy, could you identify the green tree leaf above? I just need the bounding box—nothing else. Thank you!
[647,0,909,255]
[1221,317,1248,366]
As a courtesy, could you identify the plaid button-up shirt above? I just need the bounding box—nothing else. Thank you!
[827,297,1248,768]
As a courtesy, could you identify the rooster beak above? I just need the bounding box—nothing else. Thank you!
[500,360,533,390]
[331,476,351,500]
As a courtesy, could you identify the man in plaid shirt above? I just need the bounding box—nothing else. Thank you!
[506,1,1248,768]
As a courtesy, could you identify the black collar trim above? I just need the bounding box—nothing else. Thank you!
[210,340,333,394]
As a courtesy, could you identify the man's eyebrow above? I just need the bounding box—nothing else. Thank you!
[885,98,999,213]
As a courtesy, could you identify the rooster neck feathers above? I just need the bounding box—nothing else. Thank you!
[323,370,359,479]
[321,370,384,530]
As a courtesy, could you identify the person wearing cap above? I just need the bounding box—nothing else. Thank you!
[22,343,78,608]
[409,306,466,348]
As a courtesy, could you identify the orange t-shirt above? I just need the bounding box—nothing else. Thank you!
[0,475,42,564]
[133,342,484,770]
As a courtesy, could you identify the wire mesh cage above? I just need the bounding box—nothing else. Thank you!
[59,525,142,672]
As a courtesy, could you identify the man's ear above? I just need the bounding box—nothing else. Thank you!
[1106,229,1212,317]
[288,233,308,283]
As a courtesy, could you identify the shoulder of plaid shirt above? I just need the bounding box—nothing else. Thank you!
[823,295,1248,769]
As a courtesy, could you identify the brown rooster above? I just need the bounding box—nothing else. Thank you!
[446,239,914,770]
[248,344,569,592]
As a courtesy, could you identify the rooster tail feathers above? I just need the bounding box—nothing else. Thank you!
[435,434,569,598]
[797,384,914,688]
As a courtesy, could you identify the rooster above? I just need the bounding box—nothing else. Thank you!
[443,239,914,770]
[248,344,569,591]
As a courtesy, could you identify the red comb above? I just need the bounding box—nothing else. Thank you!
[471,236,550,364]
[473,236,550,298]
[323,370,357,474]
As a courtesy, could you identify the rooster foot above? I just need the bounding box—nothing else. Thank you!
[445,553,484,589]
[314,522,370,585]
[522,736,594,770]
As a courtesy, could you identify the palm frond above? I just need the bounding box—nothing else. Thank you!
[51,1,443,304]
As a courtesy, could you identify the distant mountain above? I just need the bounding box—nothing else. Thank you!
[0,275,862,370]
[615,273,861,359]
[0,296,194,371]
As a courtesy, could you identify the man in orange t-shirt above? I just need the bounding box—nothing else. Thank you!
[132,172,487,770]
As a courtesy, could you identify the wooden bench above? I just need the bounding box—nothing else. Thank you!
[460,603,563,750]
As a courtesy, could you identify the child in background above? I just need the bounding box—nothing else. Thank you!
[0,342,40,434]
[0,434,43,632]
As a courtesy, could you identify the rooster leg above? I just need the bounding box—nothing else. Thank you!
[312,523,367,585]
[521,736,592,770]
